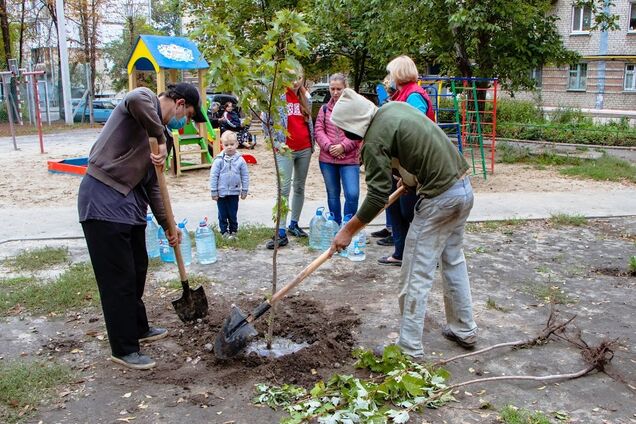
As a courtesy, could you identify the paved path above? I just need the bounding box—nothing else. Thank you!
[2,189,635,243]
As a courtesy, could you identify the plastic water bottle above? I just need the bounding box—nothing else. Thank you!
[348,229,367,262]
[145,215,160,258]
[339,214,353,258]
[158,227,175,263]
[195,218,217,264]
[309,207,326,250]
[320,212,339,251]
[177,220,192,266]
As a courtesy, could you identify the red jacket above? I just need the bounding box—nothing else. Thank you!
[392,82,436,122]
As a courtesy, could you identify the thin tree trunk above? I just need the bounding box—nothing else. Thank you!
[266,60,281,350]
[0,0,12,68]
[18,0,26,68]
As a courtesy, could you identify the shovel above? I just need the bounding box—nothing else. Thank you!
[149,137,209,322]
[214,185,407,359]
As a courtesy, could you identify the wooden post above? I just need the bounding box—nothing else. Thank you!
[128,70,137,91]
[157,69,166,94]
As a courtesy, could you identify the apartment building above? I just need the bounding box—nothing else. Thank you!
[534,0,636,115]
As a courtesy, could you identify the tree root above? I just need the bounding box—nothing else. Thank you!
[434,305,576,367]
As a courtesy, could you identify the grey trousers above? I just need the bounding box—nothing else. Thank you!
[397,178,477,358]
[275,147,312,229]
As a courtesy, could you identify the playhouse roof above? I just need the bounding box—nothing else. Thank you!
[127,35,209,74]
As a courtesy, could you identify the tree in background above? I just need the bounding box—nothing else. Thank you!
[187,0,302,59]
[103,1,161,94]
[151,0,182,36]
[196,9,310,347]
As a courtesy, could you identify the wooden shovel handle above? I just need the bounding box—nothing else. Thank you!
[149,137,188,285]
[270,185,406,305]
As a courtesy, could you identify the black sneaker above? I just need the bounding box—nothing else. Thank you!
[110,352,156,370]
[287,226,308,237]
[376,235,395,246]
[371,228,391,238]
[266,235,289,249]
[442,327,477,349]
[139,327,168,343]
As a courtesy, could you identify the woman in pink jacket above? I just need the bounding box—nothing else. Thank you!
[315,73,360,225]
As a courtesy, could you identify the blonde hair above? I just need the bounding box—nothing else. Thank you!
[386,55,419,86]
[286,65,309,120]
[221,130,238,144]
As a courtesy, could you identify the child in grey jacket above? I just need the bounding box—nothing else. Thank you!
[209,131,250,239]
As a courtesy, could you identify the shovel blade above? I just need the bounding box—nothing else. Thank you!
[214,305,258,359]
[172,285,209,322]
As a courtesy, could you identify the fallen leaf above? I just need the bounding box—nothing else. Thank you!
[122,392,132,398]
[58,390,71,398]
[116,417,135,423]
[310,369,317,375]
[138,402,148,410]
[537,386,546,391]
[468,367,475,373]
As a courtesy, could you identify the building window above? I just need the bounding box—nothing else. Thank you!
[531,67,543,88]
[625,64,636,91]
[568,63,587,90]
[630,2,636,32]
[572,5,592,32]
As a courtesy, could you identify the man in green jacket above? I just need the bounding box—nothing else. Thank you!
[330,88,477,359]
[78,83,206,369]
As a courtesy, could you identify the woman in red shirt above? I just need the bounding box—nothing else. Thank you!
[266,68,315,249]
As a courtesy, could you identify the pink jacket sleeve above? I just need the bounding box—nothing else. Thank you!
[314,106,332,152]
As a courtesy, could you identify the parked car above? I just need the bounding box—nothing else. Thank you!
[73,99,116,123]
[309,84,378,123]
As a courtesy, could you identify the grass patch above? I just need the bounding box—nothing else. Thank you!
[525,283,574,305]
[0,360,73,423]
[560,154,636,183]
[535,265,551,274]
[3,246,69,271]
[499,405,552,424]
[162,274,215,290]
[147,257,164,271]
[485,297,510,313]
[0,262,99,316]
[466,218,526,233]
[548,213,587,227]
[213,223,274,251]
[629,256,636,275]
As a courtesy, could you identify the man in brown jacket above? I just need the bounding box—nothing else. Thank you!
[78,83,206,369]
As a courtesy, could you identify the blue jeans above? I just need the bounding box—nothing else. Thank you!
[397,178,477,358]
[319,162,360,225]
[387,181,418,260]
[217,195,239,234]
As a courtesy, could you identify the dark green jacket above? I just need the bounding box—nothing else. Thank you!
[357,102,469,223]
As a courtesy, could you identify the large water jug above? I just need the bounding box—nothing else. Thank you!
[348,229,367,262]
[309,207,326,250]
[195,218,217,264]
[320,212,339,251]
[338,214,353,258]
[177,220,192,266]
[145,214,160,258]
[158,227,175,263]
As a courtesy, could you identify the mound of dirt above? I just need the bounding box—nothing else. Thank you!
[147,294,360,388]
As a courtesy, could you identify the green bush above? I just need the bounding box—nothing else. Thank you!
[493,100,636,146]
[494,99,543,124]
